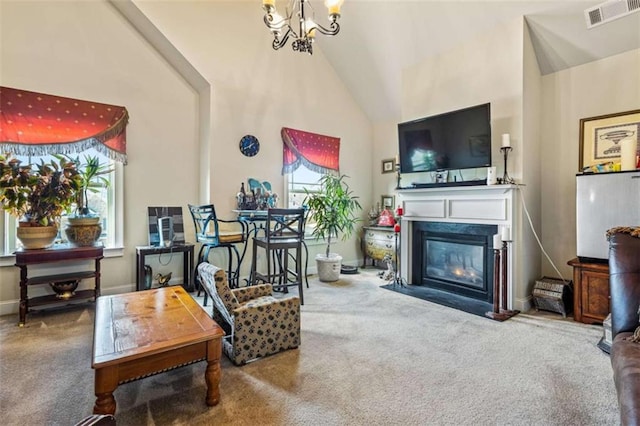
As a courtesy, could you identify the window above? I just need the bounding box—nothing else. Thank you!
[0,149,123,259]
[285,165,326,239]
[286,165,325,209]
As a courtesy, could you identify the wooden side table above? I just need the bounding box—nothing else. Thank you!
[567,257,610,324]
[135,244,195,292]
[15,244,104,326]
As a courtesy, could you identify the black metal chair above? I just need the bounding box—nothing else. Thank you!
[251,208,306,304]
[188,204,248,305]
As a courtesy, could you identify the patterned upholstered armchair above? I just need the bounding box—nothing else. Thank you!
[197,262,300,365]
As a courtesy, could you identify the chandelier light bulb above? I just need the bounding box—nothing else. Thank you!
[324,0,344,16]
[305,19,317,38]
[263,0,276,7]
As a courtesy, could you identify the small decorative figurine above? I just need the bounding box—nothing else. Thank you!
[377,208,396,227]
[155,272,172,287]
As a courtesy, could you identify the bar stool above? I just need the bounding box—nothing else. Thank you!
[251,208,306,304]
[188,204,248,305]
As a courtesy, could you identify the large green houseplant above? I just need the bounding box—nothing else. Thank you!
[60,154,113,246]
[0,153,82,249]
[304,174,361,282]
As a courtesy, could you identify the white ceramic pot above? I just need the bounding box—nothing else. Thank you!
[16,225,58,250]
[315,253,342,282]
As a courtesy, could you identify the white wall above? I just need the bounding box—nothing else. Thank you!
[134,1,373,272]
[0,0,199,309]
[540,48,640,278]
[372,120,400,212]
[384,18,542,309]
[0,0,372,314]
[370,19,640,307]
[521,19,543,297]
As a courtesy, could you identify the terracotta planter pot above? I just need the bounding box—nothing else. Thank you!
[16,224,58,250]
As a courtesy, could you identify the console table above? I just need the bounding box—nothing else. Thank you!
[135,244,195,292]
[15,244,103,326]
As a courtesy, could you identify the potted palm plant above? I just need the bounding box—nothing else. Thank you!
[304,174,362,282]
[61,154,113,247]
[0,153,82,249]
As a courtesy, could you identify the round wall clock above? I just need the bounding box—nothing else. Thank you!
[239,135,260,157]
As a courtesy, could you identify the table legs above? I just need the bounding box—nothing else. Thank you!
[93,338,222,415]
[93,366,118,415]
[205,339,222,406]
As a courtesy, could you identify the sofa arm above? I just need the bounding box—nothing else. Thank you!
[608,231,640,337]
[233,296,300,335]
[232,284,273,303]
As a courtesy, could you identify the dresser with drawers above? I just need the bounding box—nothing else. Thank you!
[362,226,398,268]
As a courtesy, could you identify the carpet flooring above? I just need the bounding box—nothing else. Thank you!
[0,269,619,425]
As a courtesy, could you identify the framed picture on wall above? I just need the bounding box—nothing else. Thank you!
[579,109,640,171]
[381,158,395,174]
[381,195,395,210]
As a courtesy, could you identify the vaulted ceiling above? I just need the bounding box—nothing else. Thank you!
[304,0,640,122]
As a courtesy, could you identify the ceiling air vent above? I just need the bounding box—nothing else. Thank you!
[585,0,640,28]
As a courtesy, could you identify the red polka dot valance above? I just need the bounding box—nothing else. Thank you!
[281,127,340,175]
[0,86,128,164]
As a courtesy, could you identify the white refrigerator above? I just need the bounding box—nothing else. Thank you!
[576,171,640,262]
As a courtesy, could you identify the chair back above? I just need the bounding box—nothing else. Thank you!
[188,204,221,244]
[197,262,238,325]
[265,208,305,243]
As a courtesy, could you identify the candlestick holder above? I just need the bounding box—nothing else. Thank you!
[395,163,402,189]
[500,146,515,184]
[485,240,520,321]
[390,228,407,287]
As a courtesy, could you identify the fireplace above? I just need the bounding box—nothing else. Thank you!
[410,222,497,314]
[396,185,527,314]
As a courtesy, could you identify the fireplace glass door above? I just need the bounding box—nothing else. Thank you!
[412,222,497,305]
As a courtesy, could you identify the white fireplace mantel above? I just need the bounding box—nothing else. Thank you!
[397,184,526,311]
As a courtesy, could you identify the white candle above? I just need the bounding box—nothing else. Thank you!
[501,226,511,242]
[501,133,511,148]
[395,154,399,165]
[620,138,637,171]
[493,234,502,249]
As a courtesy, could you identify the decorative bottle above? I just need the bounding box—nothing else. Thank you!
[237,183,246,209]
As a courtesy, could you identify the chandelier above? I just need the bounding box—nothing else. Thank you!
[262,0,344,54]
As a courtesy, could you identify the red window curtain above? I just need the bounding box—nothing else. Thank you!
[0,86,129,163]
[281,127,340,175]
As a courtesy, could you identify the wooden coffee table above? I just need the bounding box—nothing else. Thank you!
[92,286,224,415]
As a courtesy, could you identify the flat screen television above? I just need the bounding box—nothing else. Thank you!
[398,103,491,174]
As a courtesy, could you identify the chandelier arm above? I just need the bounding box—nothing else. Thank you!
[262,0,341,54]
[264,13,287,31]
[273,28,294,50]
[311,20,340,37]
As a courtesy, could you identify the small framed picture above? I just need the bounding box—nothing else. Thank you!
[579,109,640,171]
[381,195,395,210]
[381,158,395,174]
